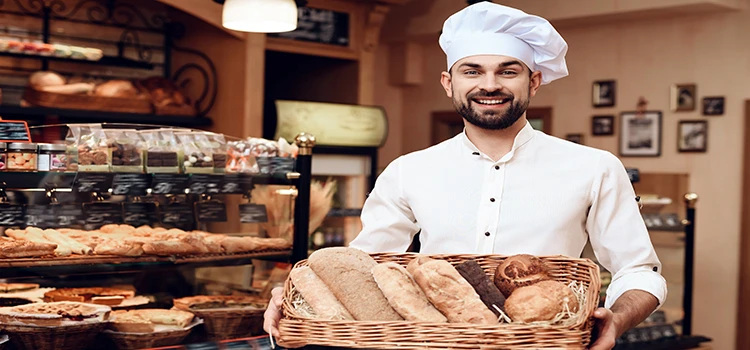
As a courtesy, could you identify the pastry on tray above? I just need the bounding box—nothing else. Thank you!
[172,295,266,311]
[0,301,111,326]
[43,287,137,306]
[108,309,194,333]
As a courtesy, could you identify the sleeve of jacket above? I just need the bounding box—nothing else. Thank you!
[586,151,668,309]
[348,156,420,253]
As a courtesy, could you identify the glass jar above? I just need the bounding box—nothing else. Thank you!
[7,143,38,171]
[38,143,67,172]
[0,143,7,171]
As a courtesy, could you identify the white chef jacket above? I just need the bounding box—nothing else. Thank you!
[349,121,667,309]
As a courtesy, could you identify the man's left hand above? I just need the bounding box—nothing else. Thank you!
[589,307,619,350]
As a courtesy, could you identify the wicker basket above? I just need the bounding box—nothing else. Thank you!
[278,253,601,349]
[0,321,105,350]
[186,307,264,340]
[22,87,153,114]
[100,318,203,349]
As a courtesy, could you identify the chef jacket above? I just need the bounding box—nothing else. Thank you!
[349,120,667,309]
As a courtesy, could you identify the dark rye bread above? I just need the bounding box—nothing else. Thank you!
[307,247,403,321]
[455,259,506,315]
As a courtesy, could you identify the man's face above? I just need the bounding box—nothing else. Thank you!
[440,55,542,130]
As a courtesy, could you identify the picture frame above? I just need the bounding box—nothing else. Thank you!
[565,133,584,144]
[619,111,662,157]
[678,120,708,153]
[592,80,616,107]
[670,84,697,112]
[702,96,724,116]
[592,115,615,136]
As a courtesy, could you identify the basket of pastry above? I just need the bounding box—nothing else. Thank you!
[101,308,201,349]
[0,301,111,350]
[22,71,153,114]
[172,295,266,340]
[43,287,150,309]
[277,247,601,349]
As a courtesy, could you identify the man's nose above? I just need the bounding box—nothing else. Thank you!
[477,74,504,91]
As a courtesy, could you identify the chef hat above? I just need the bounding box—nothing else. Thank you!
[439,2,569,85]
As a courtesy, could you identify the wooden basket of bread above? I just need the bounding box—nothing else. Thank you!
[101,308,202,349]
[22,71,153,114]
[278,247,600,349]
[172,295,266,340]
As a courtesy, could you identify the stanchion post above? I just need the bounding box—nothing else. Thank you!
[682,192,698,336]
[292,133,315,264]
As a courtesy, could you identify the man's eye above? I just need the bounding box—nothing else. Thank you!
[501,71,517,75]
[464,70,479,75]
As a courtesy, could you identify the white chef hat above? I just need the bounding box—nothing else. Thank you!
[439,2,569,85]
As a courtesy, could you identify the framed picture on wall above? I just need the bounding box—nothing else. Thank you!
[671,84,697,111]
[592,80,616,107]
[565,133,584,144]
[592,115,615,136]
[678,120,708,152]
[702,96,724,116]
[619,111,662,157]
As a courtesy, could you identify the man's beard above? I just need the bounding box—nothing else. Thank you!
[454,90,529,130]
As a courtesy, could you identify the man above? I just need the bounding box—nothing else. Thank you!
[264,2,666,349]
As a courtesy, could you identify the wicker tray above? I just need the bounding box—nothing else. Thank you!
[0,321,105,350]
[22,86,153,114]
[278,253,601,349]
[100,317,203,349]
[173,307,264,340]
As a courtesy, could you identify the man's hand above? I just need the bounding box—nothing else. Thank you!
[590,307,618,350]
[263,287,284,338]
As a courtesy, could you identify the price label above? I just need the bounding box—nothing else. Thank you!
[0,120,31,142]
[220,173,253,194]
[0,204,25,227]
[160,203,194,228]
[123,202,157,227]
[239,203,268,223]
[27,204,84,228]
[73,173,113,193]
[83,202,123,228]
[151,174,190,195]
[195,201,228,223]
[188,174,222,195]
[111,173,151,196]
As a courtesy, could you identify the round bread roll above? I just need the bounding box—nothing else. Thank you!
[94,80,139,98]
[504,280,578,323]
[493,254,551,298]
[29,71,65,89]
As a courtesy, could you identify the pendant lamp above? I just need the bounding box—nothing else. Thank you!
[222,0,298,33]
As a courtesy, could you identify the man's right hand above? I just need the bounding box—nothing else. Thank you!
[263,286,284,338]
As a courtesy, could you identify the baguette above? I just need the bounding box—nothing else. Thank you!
[308,247,402,321]
[411,259,497,324]
[42,229,93,255]
[289,266,353,320]
[142,241,199,256]
[372,262,447,322]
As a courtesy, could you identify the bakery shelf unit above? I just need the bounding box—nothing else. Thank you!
[0,132,316,279]
[0,0,217,127]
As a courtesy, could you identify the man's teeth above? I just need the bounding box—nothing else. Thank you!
[475,99,508,105]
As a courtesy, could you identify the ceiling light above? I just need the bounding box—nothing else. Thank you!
[222,0,298,33]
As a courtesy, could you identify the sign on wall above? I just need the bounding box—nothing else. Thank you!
[267,7,350,47]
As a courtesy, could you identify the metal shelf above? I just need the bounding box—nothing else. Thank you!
[0,105,213,128]
[0,51,155,70]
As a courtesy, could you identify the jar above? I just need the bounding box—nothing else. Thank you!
[38,144,67,172]
[0,143,7,171]
[7,143,38,171]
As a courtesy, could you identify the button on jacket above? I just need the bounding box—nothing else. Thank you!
[349,121,667,309]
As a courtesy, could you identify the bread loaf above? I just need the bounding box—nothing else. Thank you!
[504,280,578,323]
[493,254,551,298]
[289,266,353,320]
[455,259,506,315]
[307,247,402,321]
[411,260,497,324]
[406,255,433,275]
[371,262,447,322]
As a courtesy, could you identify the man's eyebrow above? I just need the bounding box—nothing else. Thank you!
[499,60,523,68]
[457,62,482,69]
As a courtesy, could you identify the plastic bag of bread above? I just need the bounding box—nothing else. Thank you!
[104,129,144,173]
[204,132,228,173]
[175,131,214,174]
[140,129,181,174]
[76,124,111,172]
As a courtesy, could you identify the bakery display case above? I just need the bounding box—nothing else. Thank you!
[0,121,316,350]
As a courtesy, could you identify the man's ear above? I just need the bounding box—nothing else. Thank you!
[529,71,543,97]
[440,71,453,98]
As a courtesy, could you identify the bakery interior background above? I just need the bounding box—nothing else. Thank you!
[0,0,748,349]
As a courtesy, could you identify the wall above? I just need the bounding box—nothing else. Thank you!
[375,3,749,350]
